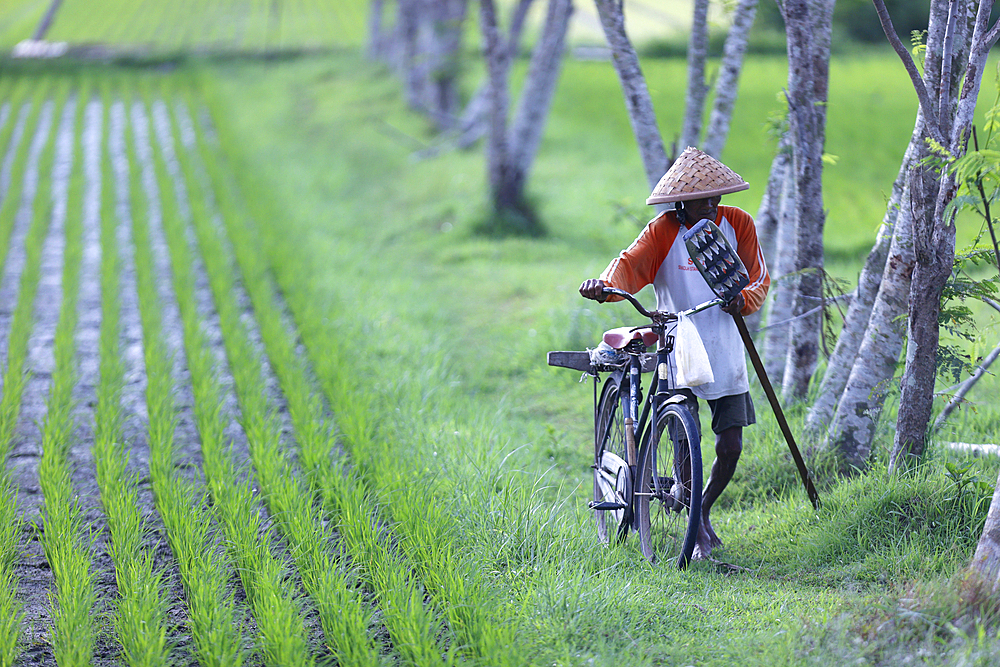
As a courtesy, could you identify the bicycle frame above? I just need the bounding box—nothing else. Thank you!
[598,289,720,528]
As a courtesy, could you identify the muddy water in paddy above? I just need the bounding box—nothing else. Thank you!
[0,87,380,664]
[3,99,56,665]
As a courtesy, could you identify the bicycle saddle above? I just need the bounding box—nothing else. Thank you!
[602,326,658,350]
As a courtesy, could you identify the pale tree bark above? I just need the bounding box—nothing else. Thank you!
[804,133,918,438]
[823,174,919,467]
[506,0,574,194]
[457,0,535,149]
[425,0,469,130]
[593,0,670,191]
[745,133,790,335]
[762,164,797,381]
[970,470,1000,589]
[479,0,573,222]
[680,0,711,151]
[480,0,513,209]
[702,0,759,158]
[396,0,422,109]
[816,0,950,464]
[380,0,469,130]
[780,0,835,401]
[367,0,387,60]
[889,0,1000,472]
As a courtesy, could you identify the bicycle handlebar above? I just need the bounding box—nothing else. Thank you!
[601,287,723,322]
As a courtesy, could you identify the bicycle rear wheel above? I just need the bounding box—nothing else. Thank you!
[636,401,702,568]
[593,371,631,542]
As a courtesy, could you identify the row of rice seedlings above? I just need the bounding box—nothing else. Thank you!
[88,91,171,667]
[0,79,33,197]
[129,93,313,666]
[111,88,247,667]
[46,0,363,52]
[0,471,20,666]
[1,89,58,450]
[35,87,100,666]
[176,93,457,665]
[0,75,56,667]
[0,83,49,334]
[154,91,380,667]
[191,81,520,665]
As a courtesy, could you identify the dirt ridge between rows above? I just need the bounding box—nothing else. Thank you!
[156,96,331,658]
[5,99,56,665]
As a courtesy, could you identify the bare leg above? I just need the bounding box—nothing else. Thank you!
[693,426,742,559]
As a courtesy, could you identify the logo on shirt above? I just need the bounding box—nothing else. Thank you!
[680,257,698,271]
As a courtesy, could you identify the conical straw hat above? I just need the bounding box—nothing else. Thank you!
[646,147,749,205]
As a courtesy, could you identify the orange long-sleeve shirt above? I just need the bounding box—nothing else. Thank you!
[600,205,769,316]
[599,205,770,399]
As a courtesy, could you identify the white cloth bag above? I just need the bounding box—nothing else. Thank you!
[674,313,714,387]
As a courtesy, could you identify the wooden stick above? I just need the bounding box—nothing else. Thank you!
[733,312,820,509]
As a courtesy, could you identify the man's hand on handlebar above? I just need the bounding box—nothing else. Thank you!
[721,291,745,315]
[579,279,607,302]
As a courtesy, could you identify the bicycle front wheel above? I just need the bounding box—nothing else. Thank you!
[594,371,630,542]
[636,402,703,568]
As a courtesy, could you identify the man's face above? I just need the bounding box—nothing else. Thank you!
[682,196,721,225]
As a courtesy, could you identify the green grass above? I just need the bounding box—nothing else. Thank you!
[197,48,1000,665]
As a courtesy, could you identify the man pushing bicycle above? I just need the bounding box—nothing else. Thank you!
[579,147,770,560]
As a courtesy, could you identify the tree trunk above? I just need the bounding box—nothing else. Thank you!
[397,0,426,111]
[426,0,469,130]
[457,0,535,149]
[779,0,835,400]
[824,171,920,468]
[680,0,711,151]
[367,0,386,60]
[762,164,797,381]
[479,0,513,208]
[507,0,573,192]
[804,132,917,438]
[745,133,790,335]
[970,466,1000,589]
[479,0,573,221]
[890,0,1000,472]
[893,210,956,470]
[816,0,950,464]
[593,0,670,190]
[702,0,759,158]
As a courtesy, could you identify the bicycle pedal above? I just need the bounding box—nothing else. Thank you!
[588,500,628,511]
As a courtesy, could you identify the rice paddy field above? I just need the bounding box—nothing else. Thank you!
[0,1,999,666]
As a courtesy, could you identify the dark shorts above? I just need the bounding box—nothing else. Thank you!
[671,389,756,435]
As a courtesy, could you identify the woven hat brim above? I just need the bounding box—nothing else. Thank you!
[646,181,749,205]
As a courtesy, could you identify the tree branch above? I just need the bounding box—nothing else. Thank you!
[933,338,1000,431]
[871,0,947,146]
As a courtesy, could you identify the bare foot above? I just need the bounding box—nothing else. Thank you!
[692,521,713,560]
[704,515,723,548]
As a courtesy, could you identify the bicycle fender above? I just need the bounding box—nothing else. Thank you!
[658,393,689,406]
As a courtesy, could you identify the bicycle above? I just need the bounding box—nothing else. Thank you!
[548,287,721,568]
